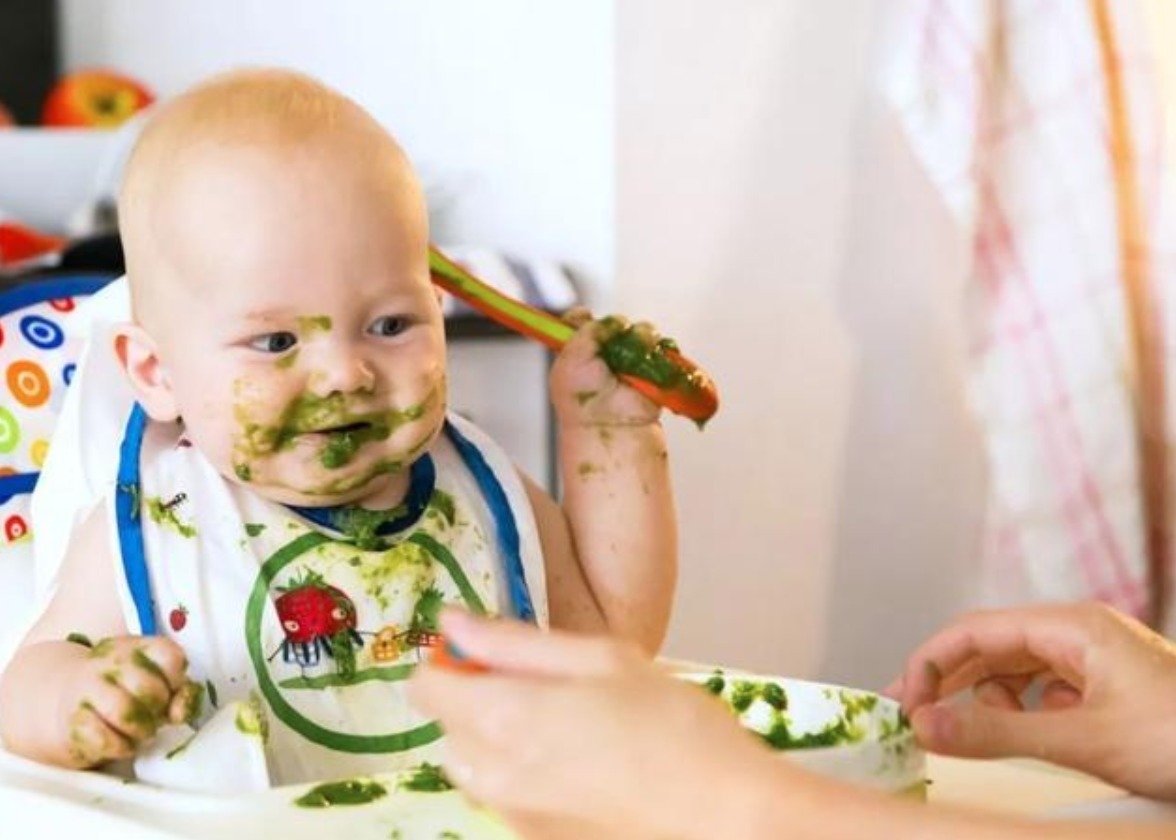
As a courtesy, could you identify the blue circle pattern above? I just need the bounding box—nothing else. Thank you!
[20,315,64,350]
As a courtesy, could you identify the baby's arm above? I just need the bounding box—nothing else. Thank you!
[532,319,677,653]
[0,505,196,767]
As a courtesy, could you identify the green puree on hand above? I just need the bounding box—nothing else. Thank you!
[597,317,688,390]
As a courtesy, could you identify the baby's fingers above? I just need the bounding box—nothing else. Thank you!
[628,321,661,349]
[84,676,168,743]
[167,680,205,725]
[66,700,135,766]
[110,651,173,716]
[134,637,189,693]
[562,307,595,329]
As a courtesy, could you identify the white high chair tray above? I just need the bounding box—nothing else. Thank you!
[0,671,922,839]
[0,747,513,840]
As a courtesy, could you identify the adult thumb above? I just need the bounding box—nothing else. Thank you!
[912,703,1102,769]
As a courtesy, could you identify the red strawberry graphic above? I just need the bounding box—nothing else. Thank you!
[272,570,362,674]
[169,605,189,632]
[275,582,356,643]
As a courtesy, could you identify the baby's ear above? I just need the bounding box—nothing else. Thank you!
[113,323,180,422]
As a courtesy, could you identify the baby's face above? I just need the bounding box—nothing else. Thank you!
[146,142,446,507]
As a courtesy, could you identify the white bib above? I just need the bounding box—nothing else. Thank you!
[110,406,546,785]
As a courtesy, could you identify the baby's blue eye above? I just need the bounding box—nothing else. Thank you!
[368,315,410,337]
[249,332,298,353]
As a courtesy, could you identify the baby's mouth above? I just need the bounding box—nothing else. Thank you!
[310,421,372,436]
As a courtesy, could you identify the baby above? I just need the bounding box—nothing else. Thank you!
[0,69,677,785]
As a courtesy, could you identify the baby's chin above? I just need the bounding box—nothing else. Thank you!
[224,462,411,510]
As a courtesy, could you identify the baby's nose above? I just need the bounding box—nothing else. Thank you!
[308,352,376,397]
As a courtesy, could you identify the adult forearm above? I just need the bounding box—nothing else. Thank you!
[715,763,1176,840]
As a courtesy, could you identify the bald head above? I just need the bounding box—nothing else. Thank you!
[119,68,424,326]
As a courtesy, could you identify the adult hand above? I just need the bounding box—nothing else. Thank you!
[410,611,784,839]
[888,603,1176,800]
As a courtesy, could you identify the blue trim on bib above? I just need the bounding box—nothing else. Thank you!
[115,404,156,635]
[443,422,536,622]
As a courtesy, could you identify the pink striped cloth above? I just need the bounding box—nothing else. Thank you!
[884,0,1176,627]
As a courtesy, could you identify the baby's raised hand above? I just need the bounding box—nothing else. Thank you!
[62,636,202,767]
[549,310,663,428]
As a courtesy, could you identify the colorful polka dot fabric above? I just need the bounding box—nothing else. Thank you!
[0,277,115,560]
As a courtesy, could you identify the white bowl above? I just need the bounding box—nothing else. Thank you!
[679,669,926,797]
[0,127,135,233]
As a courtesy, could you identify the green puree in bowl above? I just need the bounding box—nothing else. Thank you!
[701,670,911,751]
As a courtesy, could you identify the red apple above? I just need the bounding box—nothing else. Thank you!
[0,223,66,265]
[0,100,14,127]
[42,70,154,128]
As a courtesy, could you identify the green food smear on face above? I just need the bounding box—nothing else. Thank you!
[321,431,362,469]
[236,463,253,482]
[275,349,300,370]
[596,317,699,394]
[298,315,332,334]
[294,778,387,808]
[309,458,407,497]
[310,399,432,470]
[398,762,454,792]
[237,388,438,470]
[145,496,197,539]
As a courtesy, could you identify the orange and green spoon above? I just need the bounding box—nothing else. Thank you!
[428,246,720,425]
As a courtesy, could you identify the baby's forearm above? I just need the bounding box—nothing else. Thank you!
[0,641,89,766]
[558,421,676,652]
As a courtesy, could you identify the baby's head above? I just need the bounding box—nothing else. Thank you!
[115,68,447,509]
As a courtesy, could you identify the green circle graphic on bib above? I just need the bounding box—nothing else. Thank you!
[245,530,486,754]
